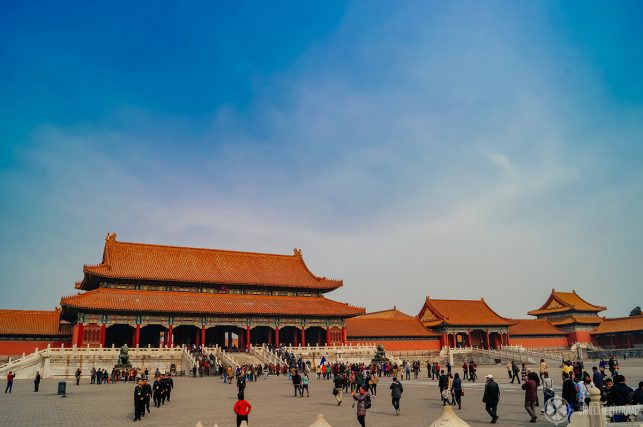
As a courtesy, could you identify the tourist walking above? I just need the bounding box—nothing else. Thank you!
[511,361,521,384]
[237,371,247,395]
[468,360,477,382]
[75,367,81,385]
[5,371,15,393]
[522,373,538,423]
[352,386,370,427]
[438,370,449,405]
[369,372,378,397]
[482,374,500,424]
[34,371,41,392]
[292,369,302,397]
[539,359,548,383]
[541,371,554,412]
[506,361,512,379]
[390,377,403,415]
[562,372,578,413]
[463,361,469,381]
[451,372,463,409]
[333,373,344,406]
[233,392,252,427]
[301,372,310,397]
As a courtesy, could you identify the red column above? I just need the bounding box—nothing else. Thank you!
[341,326,347,345]
[486,331,490,349]
[201,325,206,347]
[100,323,106,347]
[195,327,200,346]
[134,324,141,347]
[505,333,510,346]
[326,328,331,345]
[246,326,251,350]
[301,327,306,347]
[467,331,472,347]
[167,325,173,347]
[77,323,84,347]
[275,327,280,347]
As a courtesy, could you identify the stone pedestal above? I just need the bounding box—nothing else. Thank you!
[309,414,332,427]
[430,405,470,427]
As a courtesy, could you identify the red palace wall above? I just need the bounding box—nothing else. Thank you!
[509,336,569,348]
[567,331,592,344]
[348,339,441,351]
[0,340,71,356]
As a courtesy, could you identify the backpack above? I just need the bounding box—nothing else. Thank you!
[364,394,372,409]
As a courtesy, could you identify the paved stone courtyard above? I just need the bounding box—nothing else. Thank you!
[2,361,642,426]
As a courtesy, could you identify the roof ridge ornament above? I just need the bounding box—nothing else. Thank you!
[293,248,302,257]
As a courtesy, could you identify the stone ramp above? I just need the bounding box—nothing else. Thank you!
[228,352,264,366]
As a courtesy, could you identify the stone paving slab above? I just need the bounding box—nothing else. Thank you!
[1,363,641,426]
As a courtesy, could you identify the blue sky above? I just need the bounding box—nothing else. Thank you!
[1,1,642,318]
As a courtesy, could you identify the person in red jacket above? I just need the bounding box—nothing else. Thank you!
[233,392,252,427]
[5,371,15,393]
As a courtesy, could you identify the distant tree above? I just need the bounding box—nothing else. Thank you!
[630,306,642,316]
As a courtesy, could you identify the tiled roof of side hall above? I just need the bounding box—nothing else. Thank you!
[81,233,342,291]
[346,317,438,338]
[528,290,606,316]
[356,308,414,320]
[60,288,365,317]
[0,308,70,336]
[591,316,643,334]
[419,297,512,327]
[507,319,567,336]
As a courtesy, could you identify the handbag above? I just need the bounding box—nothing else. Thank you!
[332,388,338,396]
[461,389,464,396]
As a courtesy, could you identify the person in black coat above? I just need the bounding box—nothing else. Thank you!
[34,371,41,392]
[166,376,173,402]
[152,377,163,408]
[561,372,578,411]
[482,374,500,424]
[133,379,146,421]
[390,377,404,415]
[631,381,643,404]
[609,375,634,406]
[142,378,152,414]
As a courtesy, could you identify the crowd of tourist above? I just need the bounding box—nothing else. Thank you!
[5,348,643,425]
